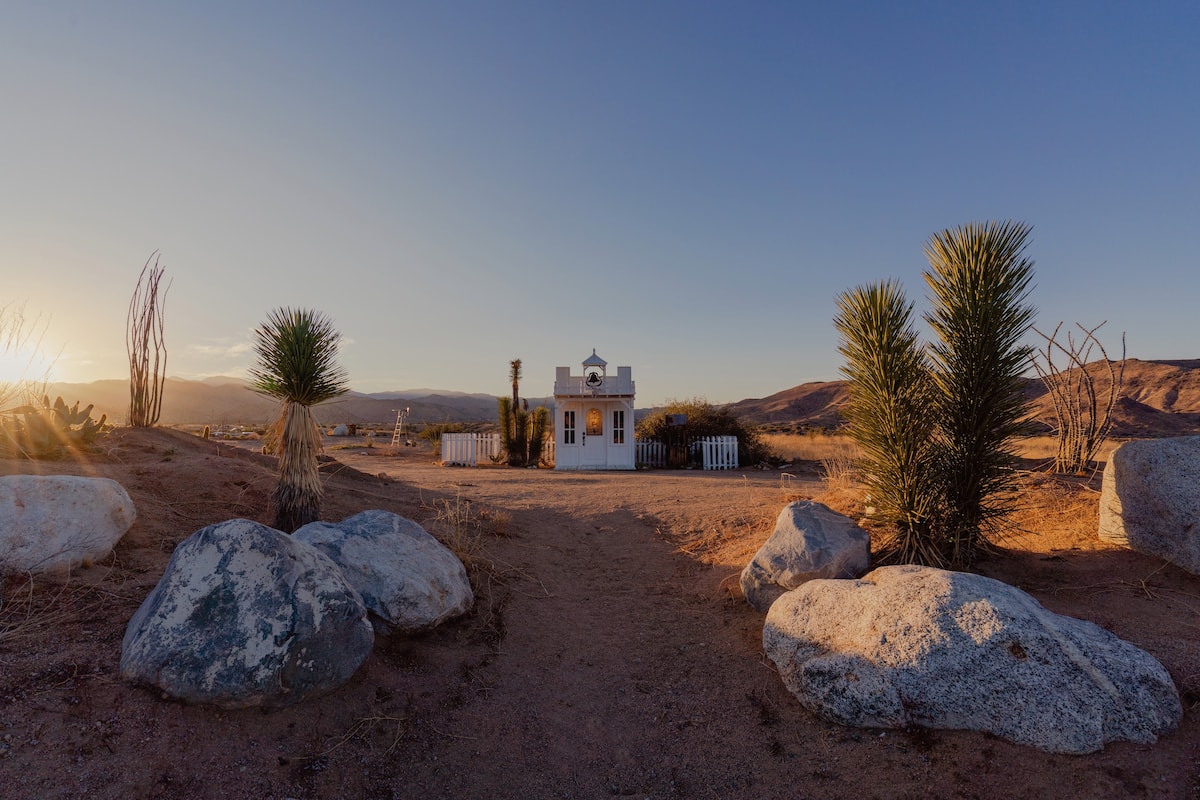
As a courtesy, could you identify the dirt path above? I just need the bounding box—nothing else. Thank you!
[1,429,1197,799]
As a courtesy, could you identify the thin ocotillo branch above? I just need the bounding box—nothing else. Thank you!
[127,252,171,427]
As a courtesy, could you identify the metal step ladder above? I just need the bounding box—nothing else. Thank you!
[390,407,410,446]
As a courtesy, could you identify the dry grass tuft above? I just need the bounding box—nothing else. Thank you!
[998,472,1102,551]
[0,571,135,651]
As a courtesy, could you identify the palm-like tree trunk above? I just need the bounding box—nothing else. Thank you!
[272,400,325,532]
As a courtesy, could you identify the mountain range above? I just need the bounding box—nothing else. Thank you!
[38,359,1200,438]
[728,358,1200,438]
[40,378,543,428]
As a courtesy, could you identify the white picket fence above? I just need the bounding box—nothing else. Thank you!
[441,433,503,466]
[635,436,738,470]
[699,435,739,470]
[443,433,736,469]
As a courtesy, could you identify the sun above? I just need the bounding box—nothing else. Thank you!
[0,342,52,392]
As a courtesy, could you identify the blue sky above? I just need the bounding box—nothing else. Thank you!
[1,1,1196,405]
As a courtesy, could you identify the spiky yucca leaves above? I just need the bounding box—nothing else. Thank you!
[834,280,945,564]
[923,221,1036,564]
[249,308,349,532]
[527,406,550,465]
[509,359,522,408]
[498,396,517,463]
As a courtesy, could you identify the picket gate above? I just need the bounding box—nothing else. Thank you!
[636,438,666,468]
[698,435,739,470]
[634,436,738,469]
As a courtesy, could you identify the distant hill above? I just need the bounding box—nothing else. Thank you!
[726,381,849,429]
[728,359,1200,438]
[43,378,543,427]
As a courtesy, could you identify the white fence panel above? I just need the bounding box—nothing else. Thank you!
[477,433,502,463]
[540,439,555,466]
[700,436,738,470]
[441,433,479,466]
[441,433,513,466]
[636,438,666,468]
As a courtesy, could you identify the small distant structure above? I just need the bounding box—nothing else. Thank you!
[391,408,412,447]
[553,350,635,470]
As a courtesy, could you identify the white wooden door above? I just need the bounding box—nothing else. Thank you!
[580,406,606,467]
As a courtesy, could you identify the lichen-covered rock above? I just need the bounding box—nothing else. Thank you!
[1098,436,1200,575]
[0,475,136,573]
[295,510,473,633]
[120,519,373,709]
[740,501,870,612]
[763,565,1182,754]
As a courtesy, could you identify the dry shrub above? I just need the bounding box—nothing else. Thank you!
[812,457,867,521]
[0,572,132,649]
[1000,472,1101,551]
[423,494,511,573]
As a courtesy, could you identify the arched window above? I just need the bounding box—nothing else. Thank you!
[586,408,602,436]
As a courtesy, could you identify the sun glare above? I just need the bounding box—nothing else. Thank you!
[0,343,51,390]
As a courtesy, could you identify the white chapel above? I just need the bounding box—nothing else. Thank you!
[553,350,636,470]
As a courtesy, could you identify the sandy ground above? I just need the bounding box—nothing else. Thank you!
[1,427,1197,800]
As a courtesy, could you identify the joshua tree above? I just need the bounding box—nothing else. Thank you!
[127,252,170,427]
[249,307,349,532]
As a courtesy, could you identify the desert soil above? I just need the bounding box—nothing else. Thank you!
[1,427,1197,800]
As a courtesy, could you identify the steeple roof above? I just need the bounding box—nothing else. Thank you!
[583,348,607,367]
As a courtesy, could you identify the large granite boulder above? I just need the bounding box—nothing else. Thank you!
[120,519,373,709]
[295,510,473,634]
[740,501,870,612]
[763,565,1181,754]
[1098,436,1200,575]
[0,475,137,573]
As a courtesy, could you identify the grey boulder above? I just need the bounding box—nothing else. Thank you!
[740,501,870,612]
[120,519,373,708]
[1098,436,1200,575]
[763,565,1181,754]
[0,475,136,574]
[295,510,473,633]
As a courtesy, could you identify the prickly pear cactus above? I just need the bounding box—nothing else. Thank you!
[0,395,108,458]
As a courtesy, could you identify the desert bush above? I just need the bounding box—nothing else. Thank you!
[834,220,1036,568]
[636,398,769,465]
[418,422,467,442]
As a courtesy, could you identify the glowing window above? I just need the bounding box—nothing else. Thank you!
[612,410,625,444]
[586,408,602,436]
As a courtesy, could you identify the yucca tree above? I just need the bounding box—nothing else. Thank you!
[509,358,522,408]
[923,220,1036,564]
[834,280,944,564]
[249,307,349,532]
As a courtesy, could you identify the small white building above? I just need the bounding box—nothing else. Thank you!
[553,350,636,470]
